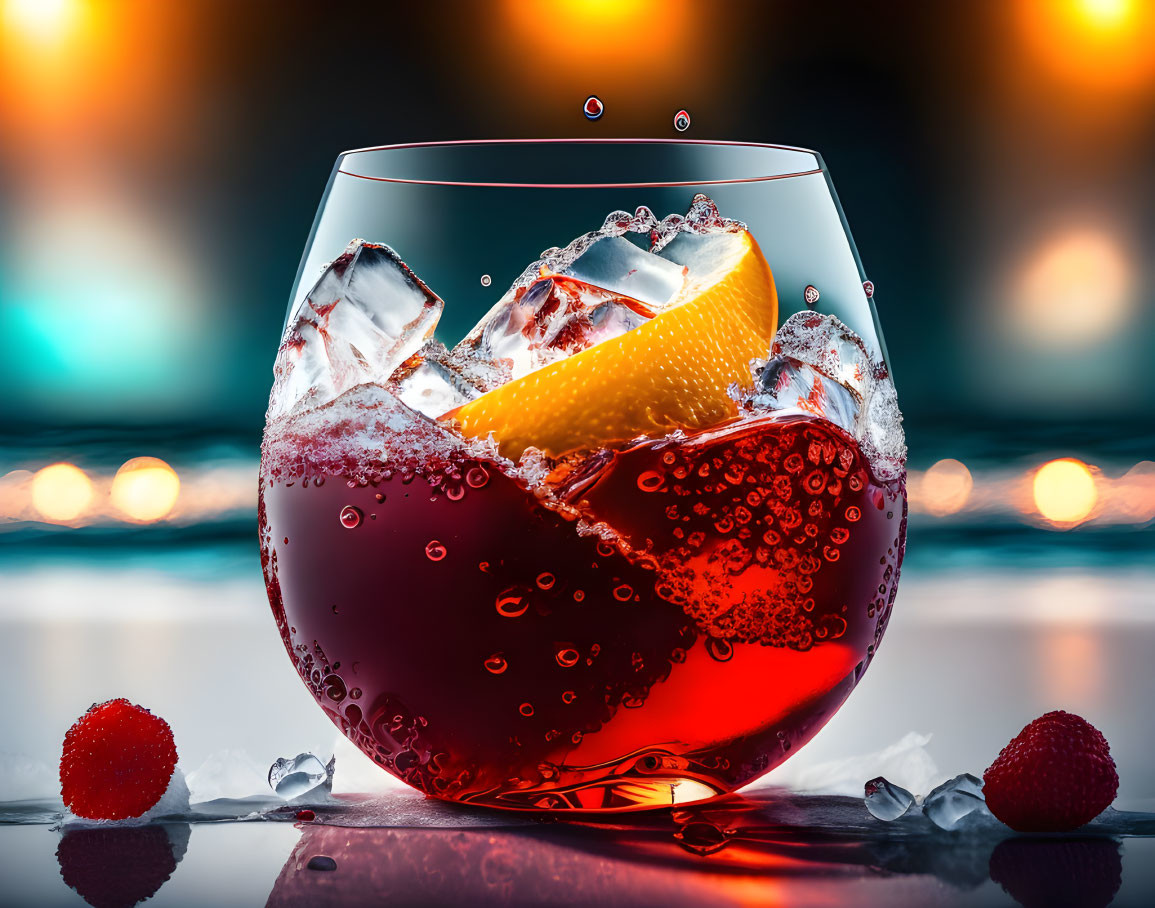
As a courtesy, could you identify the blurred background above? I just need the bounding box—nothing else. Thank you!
[1,0,1153,809]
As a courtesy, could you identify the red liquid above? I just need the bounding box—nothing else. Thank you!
[259,402,906,812]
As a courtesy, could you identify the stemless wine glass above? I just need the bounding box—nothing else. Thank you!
[259,140,907,812]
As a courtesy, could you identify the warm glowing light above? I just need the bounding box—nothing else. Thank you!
[1011,228,1132,346]
[3,0,77,42]
[1079,0,1132,29]
[110,457,180,522]
[30,462,93,521]
[1017,0,1155,92]
[1033,458,1097,524]
[919,459,974,516]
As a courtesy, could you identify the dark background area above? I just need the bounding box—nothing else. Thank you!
[3,0,1152,452]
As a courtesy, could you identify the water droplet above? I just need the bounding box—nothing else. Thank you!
[445,484,465,501]
[339,506,362,529]
[706,638,734,662]
[637,470,664,492]
[555,647,580,667]
[282,537,289,545]
[846,506,861,522]
[496,589,528,617]
[562,690,576,704]
[375,492,385,502]
[536,572,556,590]
[350,687,362,699]
[613,583,634,601]
[831,527,850,544]
[484,653,508,674]
[425,539,447,561]
[573,589,585,602]
[519,702,534,717]
[466,465,490,488]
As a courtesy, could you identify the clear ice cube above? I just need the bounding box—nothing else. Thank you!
[389,341,488,419]
[268,752,335,801]
[864,776,916,821]
[923,773,989,831]
[657,231,750,288]
[748,312,907,482]
[268,240,443,421]
[563,235,687,310]
[454,274,653,385]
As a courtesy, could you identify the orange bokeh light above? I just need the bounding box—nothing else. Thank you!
[1009,226,1133,347]
[110,456,181,522]
[918,459,974,517]
[1016,0,1155,94]
[30,462,93,522]
[1032,457,1098,525]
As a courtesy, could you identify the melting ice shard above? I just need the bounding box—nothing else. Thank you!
[864,776,916,821]
[268,752,335,800]
[267,241,443,420]
[923,773,990,831]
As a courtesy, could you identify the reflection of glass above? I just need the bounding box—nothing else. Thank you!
[259,141,907,812]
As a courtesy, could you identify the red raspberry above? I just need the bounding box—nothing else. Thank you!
[983,710,1118,832]
[60,699,178,820]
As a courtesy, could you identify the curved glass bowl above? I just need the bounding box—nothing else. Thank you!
[260,140,906,812]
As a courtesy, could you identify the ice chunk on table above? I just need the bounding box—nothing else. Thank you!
[864,776,916,821]
[923,773,990,831]
[563,235,687,310]
[453,274,653,386]
[268,752,335,801]
[268,240,443,421]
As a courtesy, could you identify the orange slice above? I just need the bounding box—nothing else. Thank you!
[447,232,778,459]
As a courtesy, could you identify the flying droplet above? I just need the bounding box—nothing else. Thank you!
[339,506,362,529]
[425,540,447,561]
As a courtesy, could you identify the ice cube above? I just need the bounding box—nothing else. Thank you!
[752,357,862,430]
[657,231,750,289]
[864,776,915,821]
[747,311,907,483]
[389,341,488,419]
[268,240,443,421]
[923,773,990,831]
[268,752,335,801]
[563,235,687,310]
[454,274,653,385]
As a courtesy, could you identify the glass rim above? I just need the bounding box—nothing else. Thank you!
[337,138,823,188]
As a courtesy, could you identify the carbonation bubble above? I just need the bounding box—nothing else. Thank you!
[637,470,664,492]
[846,506,861,522]
[831,527,850,544]
[518,702,534,717]
[425,540,447,561]
[573,590,585,602]
[466,466,489,488]
[496,589,528,617]
[613,583,634,601]
[597,540,615,557]
[339,506,362,529]
[350,687,362,699]
[536,572,556,590]
[445,484,465,501]
[562,690,576,704]
[484,653,508,674]
[706,638,734,662]
[555,648,580,667]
